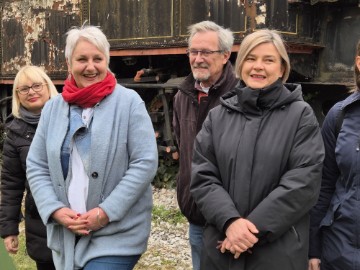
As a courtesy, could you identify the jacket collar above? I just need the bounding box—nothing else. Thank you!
[178,61,236,99]
[340,89,360,110]
[221,79,304,114]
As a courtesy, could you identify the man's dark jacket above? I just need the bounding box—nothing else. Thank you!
[191,80,324,270]
[0,115,53,263]
[173,61,238,225]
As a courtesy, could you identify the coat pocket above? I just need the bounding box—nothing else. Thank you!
[46,223,62,252]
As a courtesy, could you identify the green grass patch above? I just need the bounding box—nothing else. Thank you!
[152,205,186,225]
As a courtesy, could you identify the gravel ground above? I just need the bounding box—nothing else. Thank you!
[135,188,192,270]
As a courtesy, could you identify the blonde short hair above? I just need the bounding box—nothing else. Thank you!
[12,66,58,118]
[235,29,291,83]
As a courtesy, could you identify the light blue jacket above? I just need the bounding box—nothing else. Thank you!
[26,84,158,269]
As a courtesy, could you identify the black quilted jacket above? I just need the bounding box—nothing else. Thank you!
[0,115,53,262]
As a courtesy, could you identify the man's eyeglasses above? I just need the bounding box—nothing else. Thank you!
[186,49,223,57]
[17,83,47,95]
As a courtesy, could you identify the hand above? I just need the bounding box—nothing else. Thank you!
[216,238,241,259]
[308,258,321,270]
[224,218,259,256]
[217,238,253,259]
[51,207,89,236]
[4,235,19,254]
[77,207,109,232]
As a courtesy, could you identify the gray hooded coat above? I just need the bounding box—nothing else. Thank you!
[190,80,324,270]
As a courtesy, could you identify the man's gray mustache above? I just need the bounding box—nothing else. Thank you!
[193,65,209,69]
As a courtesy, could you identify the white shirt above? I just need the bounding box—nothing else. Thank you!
[68,108,93,214]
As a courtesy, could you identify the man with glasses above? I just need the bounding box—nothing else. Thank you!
[172,20,238,270]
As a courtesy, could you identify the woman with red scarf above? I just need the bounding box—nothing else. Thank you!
[26,25,158,270]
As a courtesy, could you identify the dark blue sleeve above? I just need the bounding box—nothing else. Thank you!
[309,101,342,258]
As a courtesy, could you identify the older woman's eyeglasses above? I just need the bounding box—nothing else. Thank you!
[186,49,223,57]
[17,83,47,95]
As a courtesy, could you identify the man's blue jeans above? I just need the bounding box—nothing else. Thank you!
[83,255,141,270]
[189,223,204,270]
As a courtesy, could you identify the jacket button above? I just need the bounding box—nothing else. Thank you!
[91,172,98,179]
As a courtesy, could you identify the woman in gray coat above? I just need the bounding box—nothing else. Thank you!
[190,29,324,270]
[26,25,158,270]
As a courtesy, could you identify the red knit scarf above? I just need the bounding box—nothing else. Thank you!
[62,72,116,108]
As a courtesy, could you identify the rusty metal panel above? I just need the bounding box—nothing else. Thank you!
[1,0,82,79]
[83,0,315,50]
[87,0,176,49]
[86,0,248,49]
[249,1,297,34]
[316,5,360,84]
[179,0,246,36]
[310,0,339,4]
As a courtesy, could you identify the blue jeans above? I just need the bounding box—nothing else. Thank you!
[189,223,204,270]
[83,255,141,270]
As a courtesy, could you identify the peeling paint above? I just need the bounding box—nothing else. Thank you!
[0,0,358,88]
[259,3,266,12]
[2,0,81,75]
[256,3,267,25]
